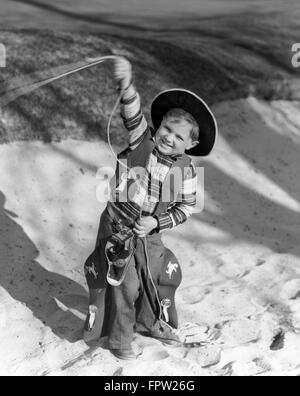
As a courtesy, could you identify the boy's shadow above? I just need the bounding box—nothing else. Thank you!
[0,190,88,343]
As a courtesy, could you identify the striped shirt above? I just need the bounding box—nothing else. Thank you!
[109,84,197,232]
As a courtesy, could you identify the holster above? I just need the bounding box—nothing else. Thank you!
[105,220,137,286]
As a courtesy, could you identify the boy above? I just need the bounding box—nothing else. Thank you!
[84,57,217,360]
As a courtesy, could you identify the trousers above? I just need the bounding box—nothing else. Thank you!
[84,204,182,349]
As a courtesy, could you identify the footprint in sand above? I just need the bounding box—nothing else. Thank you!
[139,346,170,361]
[181,286,209,305]
[185,345,222,368]
[280,279,300,300]
[134,335,171,361]
[270,330,285,351]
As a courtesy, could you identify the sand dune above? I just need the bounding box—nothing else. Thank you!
[0,96,300,375]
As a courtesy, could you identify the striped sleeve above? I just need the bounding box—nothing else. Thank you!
[120,83,149,150]
[157,163,197,231]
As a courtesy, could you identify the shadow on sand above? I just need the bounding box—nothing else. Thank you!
[0,190,88,343]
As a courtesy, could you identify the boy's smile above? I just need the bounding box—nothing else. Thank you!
[155,118,198,156]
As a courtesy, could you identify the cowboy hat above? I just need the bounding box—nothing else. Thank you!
[151,89,218,156]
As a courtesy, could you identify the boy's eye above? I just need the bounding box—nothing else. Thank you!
[177,135,184,141]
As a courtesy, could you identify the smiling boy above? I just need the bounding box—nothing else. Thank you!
[83,57,217,360]
[132,107,200,238]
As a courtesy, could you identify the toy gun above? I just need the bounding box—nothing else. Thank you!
[105,220,137,287]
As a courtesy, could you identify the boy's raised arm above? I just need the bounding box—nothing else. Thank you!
[114,57,148,150]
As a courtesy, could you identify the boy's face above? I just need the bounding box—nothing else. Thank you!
[155,117,199,156]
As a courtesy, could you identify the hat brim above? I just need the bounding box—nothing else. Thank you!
[151,89,218,156]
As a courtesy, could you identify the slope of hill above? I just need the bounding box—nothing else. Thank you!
[0,6,299,144]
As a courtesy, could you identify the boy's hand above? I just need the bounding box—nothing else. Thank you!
[133,216,158,238]
[113,57,132,90]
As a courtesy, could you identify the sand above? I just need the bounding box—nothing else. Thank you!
[0,96,300,376]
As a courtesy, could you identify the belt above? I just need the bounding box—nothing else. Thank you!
[106,202,134,228]
[106,203,161,240]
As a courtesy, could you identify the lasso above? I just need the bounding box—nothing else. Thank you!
[0,55,128,171]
